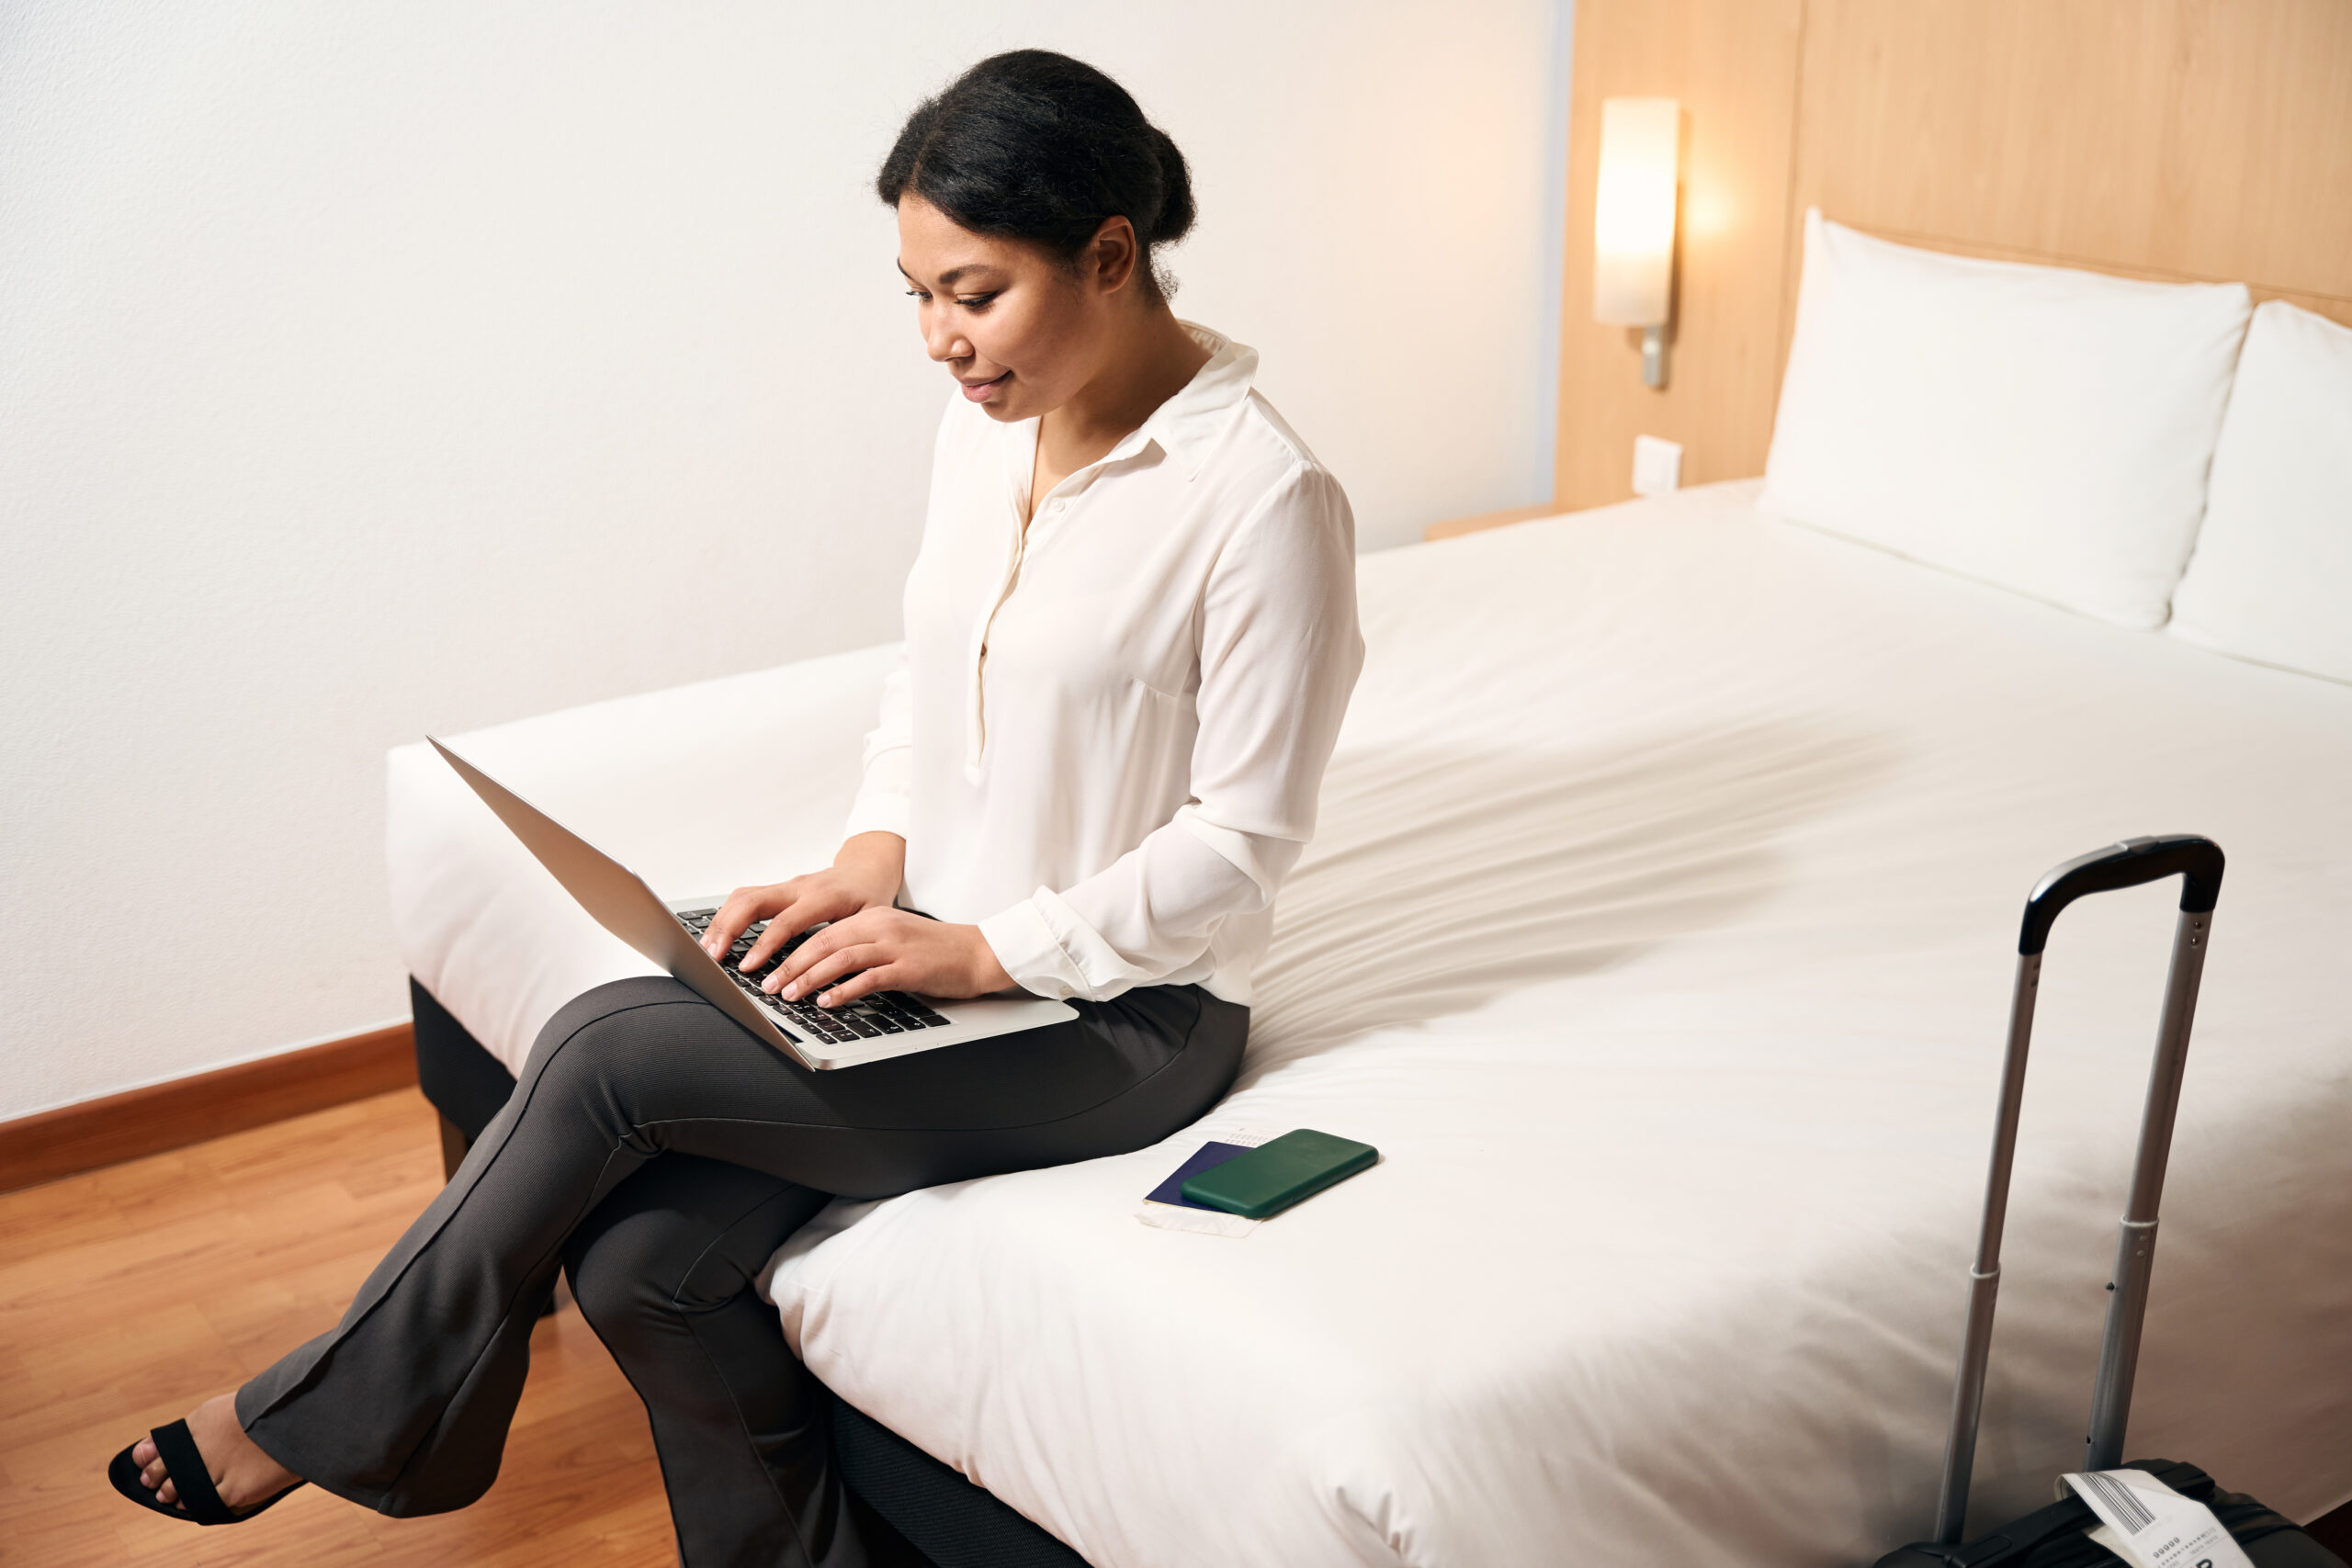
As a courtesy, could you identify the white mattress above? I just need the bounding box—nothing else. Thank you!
[386,480,2352,1566]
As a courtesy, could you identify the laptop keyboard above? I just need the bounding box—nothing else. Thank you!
[674,908,952,1048]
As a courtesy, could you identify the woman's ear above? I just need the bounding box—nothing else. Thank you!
[1084,216,1140,296]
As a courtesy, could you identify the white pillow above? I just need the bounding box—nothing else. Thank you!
[1760,211,2251,628]
[2166,300,2352,684]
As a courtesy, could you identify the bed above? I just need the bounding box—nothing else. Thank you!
[388,0,2352,1551]
[389,469,2352,1565]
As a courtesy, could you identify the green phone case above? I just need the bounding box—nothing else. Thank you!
[1179,1129,1378,1220]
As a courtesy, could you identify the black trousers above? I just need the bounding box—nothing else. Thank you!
[235,975,1248,1568]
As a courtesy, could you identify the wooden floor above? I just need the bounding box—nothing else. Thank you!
[0,1089,673,1568]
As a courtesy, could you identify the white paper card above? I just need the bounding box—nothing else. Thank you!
[1136,1125,1276,1238]
[2061,1469,2255,1568]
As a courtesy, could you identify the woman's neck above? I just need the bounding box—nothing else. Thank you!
[1031,307,1213,517]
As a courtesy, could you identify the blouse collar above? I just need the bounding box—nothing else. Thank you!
[1139,323,1258,481]
[1009,322,1258,491]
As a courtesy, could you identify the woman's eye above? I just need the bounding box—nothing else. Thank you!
[904,288,929,300]
[956,293,999,311]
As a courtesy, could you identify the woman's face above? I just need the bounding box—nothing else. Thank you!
[895,194,1133,423]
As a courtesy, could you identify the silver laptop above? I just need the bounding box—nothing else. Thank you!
[430,738,1077,1070]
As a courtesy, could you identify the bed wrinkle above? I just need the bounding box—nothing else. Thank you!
[1238,721,1899,1077]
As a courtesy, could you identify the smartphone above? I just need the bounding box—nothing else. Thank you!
[1179,1129,1378,1220]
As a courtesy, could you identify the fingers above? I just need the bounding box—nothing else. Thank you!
[720,876,877,973]
[763,910,852,991]
[766,910,894,998]
[701,883,787,958]
[809,961,904,1007]
[739,894,834,972]
[731,903,798,973]
[766,931,881,1000]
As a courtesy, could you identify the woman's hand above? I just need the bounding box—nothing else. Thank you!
[701,832,906,975]
[762,908,1013,1007]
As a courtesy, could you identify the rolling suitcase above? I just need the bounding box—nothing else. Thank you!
[1873,835,2346,1568]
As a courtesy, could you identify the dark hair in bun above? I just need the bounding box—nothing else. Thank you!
[877,51,1195,299]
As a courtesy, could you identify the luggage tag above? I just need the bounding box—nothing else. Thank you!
[1135,1125,1276,1238]
[2060,1469,2255,1568]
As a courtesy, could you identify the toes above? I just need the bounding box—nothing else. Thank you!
[141,1459,166,1488]
[132,1438,157,1468]
[157,1479,178,1506]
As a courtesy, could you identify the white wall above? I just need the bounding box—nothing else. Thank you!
[0,0,1567,1120]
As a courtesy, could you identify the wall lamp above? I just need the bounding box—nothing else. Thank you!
[1592,96,1680,389]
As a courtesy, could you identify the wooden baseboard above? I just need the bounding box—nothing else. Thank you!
[1423,501,1564,543]
[0,1023,417,1194]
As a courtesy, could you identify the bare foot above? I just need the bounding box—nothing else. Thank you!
[130,1393,301,1514]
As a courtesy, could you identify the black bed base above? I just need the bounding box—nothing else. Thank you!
[408,979,1091,1568]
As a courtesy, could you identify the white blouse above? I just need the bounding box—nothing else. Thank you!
[842,325,1363,1005]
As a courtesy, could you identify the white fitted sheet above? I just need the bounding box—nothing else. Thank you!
[385,480,2352,1566]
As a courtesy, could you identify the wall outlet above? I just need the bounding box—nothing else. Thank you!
[1633,434,1683,497]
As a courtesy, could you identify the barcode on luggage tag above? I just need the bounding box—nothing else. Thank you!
[2079,1471,2158,1533]
[2064,1468,2256,1568]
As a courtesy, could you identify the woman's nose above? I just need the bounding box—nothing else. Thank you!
[921,310,966,364]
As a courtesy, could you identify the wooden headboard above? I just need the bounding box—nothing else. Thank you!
[1432,0,2352,537]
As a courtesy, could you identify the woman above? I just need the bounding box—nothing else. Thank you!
[110,49,1362,1567]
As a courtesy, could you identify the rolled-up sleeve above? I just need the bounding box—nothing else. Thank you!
[978,465,1363,999]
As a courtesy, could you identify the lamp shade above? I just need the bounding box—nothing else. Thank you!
[1593,97,1679,326]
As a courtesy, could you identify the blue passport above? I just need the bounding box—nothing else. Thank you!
[1145,1141,1253,1211]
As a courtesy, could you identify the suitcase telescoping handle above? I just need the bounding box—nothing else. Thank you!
[1930,835,2225,1544]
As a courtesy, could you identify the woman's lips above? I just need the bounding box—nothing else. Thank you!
[959,371,1010,402]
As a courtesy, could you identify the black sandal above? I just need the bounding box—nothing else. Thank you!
[107,1419,304,1525]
